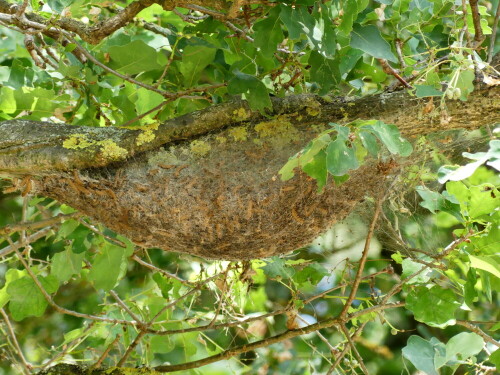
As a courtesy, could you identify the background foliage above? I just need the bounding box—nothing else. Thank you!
[0,0,499,374]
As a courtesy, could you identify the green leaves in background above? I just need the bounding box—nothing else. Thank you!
[108,40,163,75]
[88,240,134,291]
[254,7,283,56]
[402,333,484,375]
[406,285,460,327]
[350,25,397,63]
[227,71,272,112]
[7,274,59,321]
[179,45,216,87]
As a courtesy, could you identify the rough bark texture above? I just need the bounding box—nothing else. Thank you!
[1,87,499,260]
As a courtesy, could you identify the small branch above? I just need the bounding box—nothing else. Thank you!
[8,238,141,327]
[119,100,173,128]
[468,0,485,47]
[340,324,369,375]
[0,227,53,258]
[92,334,121,369]
[153,302,403,372]
[116,330,147,367]
[64,34,174,98]
[0,212,80,236]
[131,254,192,286]
[0,308,32,375]
[109,290,144,324]
[456,320,500,348]
[340,194,385,318]
[76,217,127,248]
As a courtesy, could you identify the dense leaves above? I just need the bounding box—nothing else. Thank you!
[0,0,499,374]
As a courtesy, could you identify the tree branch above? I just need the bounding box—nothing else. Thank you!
[0,85,498,177]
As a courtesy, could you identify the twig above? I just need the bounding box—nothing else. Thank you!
[15,0,29,18]
[117,331,147,367]
[131,254,192,286]
[63,34,174,98]
[153,302,403,372]
[468,0,485,47]
[488,0,500,63]
[118,99,173,128]
[92,334,121,369]
[340,194,385,318]
[76,217,127,248]
[0,212,80,236]
[456,320,500,348]
[340,324,369,375]
[0,227,53,258]
[8,238,141,326]
[109,290,143,324]
[0,308,32,375]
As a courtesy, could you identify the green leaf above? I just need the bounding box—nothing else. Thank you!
[416,186,462,221]
[350,24,397,62]
[445,332,484,362]
[179,45,217,87]
[308,51,341,94]
[464,268,478,308]
[254,8,283,56]
[402,336,440,375]
[0,269,26,309]
[489,349,500,368]
[108,40,162,75]
[227,71,271,112]
[302,149,328,192]
[406,285,460,327]
[152,273,174,299]
[469,255,500,279]
[7,275,59,321]
[0,86,16,114]
[261,257,295,279]
[51,246,85,283]
[401,258,431,284]
[358,130,379,156]
[363,121,412,156]
[455,68,475,101]
[88,242,128,291]
[326,125,358,176]
[293,263,329,284]
[415,85,444,97]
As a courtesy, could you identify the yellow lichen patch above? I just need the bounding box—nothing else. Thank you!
[232,107,250,121]
[99,139,128,161]
[254,118,298,139]
[190,140,211,156]
[216,136,227,143]
[62,134,93,149]
[306,103,321,117]
[136,129,155,146]
[228,126,248,142]
[136,122,159,146]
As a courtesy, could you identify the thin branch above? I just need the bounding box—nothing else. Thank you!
[340,324,369,375]
[0,212,80,236]
[456,320,500,348]
[468,0,485,47]
[153,302,404,372]
[461,0,473,47]
[0,227,53,258]
[92,334,121,369]
[76,217,127,248]
[131,254,192,286]
[8,238,141,327]
[118,100,173,128]
[109,291,144,324]
[340,194,385,318]
[63,34,174,98]
[0,308,32,375]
